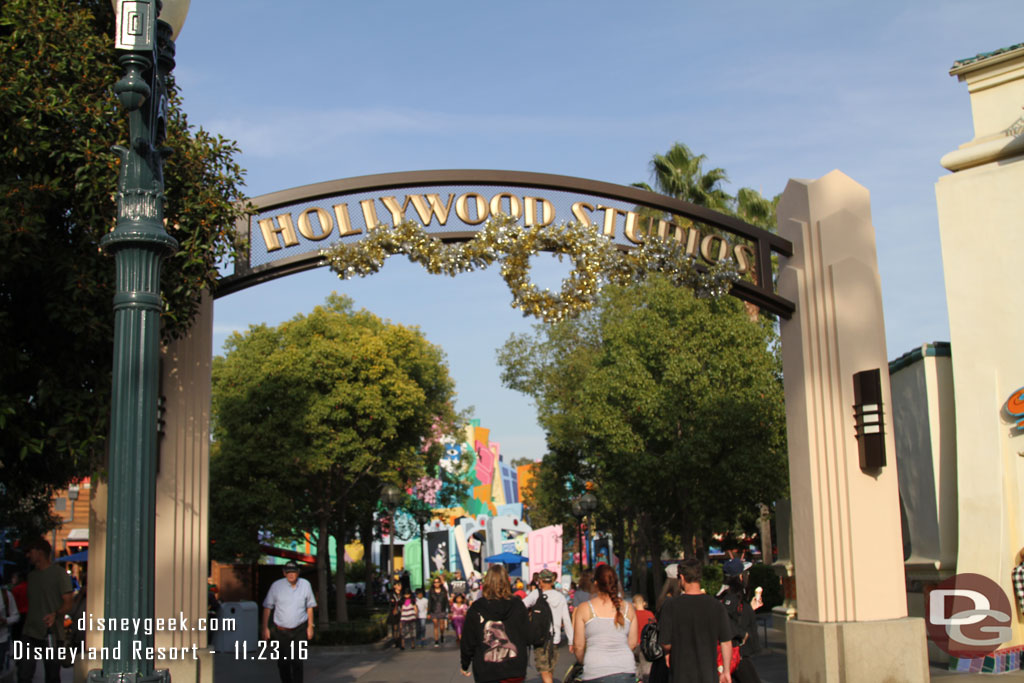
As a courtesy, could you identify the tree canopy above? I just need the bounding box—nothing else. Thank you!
[0,0,248,535]
[498,275,788,583]
[209,294,459,621]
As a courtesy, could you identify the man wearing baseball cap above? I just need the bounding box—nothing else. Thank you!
[261,561,317,683]
[719,558,764,670]
[523,569,573,683]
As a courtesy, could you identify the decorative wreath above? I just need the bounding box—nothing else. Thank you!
[321,215,737,323]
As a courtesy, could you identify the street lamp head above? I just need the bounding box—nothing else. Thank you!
[112,0,190,43]
[580,492,597,514]
[157,0,190,39]
[571,500,583,518]
[381,483,402,508]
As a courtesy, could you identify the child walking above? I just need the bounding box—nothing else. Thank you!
[415,588,428,647]
[400,590,418,650]
[450,593,468,645]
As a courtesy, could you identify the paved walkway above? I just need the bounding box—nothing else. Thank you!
[214,637,574,683]
[210,626,1024,683]
[8,625,1024,681]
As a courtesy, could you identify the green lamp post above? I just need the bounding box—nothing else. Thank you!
[579,492,597,569]
[90,2,189,681]
[381,484,403,578]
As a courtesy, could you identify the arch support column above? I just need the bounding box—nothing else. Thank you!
[777,170,928,681]
[86,292,216,682]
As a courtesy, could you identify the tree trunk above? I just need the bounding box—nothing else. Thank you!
[316,516,330,627]
[650,531,665,601]
[615,516,627,589]
[626,516,645,603]
[334,528,349,623]
[679,518,697,562]
[360,510,376,611]
[637,512,662,602]
[334,494,349,623]
[696,522,709,564]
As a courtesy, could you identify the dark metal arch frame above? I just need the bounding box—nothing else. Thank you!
[216,169,795,318]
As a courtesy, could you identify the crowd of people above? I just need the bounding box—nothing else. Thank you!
[2,540,767,683]
[384,568,481,650]
[382,555,766,683]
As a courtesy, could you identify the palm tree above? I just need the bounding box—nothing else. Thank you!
[647,142,733,210]
[735,187,779,232]
[636,143,779,319]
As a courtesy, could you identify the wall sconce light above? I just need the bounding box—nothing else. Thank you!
[853,368,886,470]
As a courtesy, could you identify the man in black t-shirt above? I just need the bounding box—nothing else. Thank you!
[658,559,734,683]
[450,569,468,599]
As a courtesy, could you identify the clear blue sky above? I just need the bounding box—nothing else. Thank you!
[171,1,1021,461]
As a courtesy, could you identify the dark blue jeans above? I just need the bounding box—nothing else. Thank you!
[16,636,61,683]
[271,625,307,683]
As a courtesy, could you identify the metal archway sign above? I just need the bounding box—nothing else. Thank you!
[217,170,794,318]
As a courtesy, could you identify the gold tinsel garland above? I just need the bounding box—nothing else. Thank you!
[321,215,737,323]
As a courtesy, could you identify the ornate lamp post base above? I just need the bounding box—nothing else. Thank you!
[89,669,171,683]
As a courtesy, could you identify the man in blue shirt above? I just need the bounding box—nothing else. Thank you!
[261,561,316,683]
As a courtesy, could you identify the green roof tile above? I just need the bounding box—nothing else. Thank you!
[952,42,1024,70]
[888,342,951,375]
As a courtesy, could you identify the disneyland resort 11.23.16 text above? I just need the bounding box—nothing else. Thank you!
[12,612,241,664]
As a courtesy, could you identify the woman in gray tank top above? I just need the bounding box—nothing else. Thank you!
[571,564,639,682]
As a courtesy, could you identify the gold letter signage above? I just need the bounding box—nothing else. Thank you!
[220,170,794,319]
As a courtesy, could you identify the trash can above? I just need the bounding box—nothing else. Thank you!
[211,601,258,653]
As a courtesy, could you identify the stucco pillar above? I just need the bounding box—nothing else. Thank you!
[153,291,215,681]
[84,293,215,682]
[777,170,928,681]
[81,481,107,683]
[935,45,1024,669]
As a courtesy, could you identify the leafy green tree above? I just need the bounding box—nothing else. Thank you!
[210,294,458,623]
[498,276,787,596]
[0,0,248,536]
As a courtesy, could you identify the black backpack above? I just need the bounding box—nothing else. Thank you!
[639,619,663,662]
[527,591,554,646]
[717,588,746,644]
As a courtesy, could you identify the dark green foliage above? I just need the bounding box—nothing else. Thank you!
[499,275,788,565]
[209,294,459,562]
[345,560,368,582]
[314,613,388,645]
[702,562,724,597]
[746,562,783,611]
[0,0,248,535]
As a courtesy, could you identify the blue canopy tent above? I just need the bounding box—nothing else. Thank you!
[484,551,528,577]
[484,551,527,578]
[57,550,88,563]
[484,552,525,564]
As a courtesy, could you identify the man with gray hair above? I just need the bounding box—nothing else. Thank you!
[261,561,316,683]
